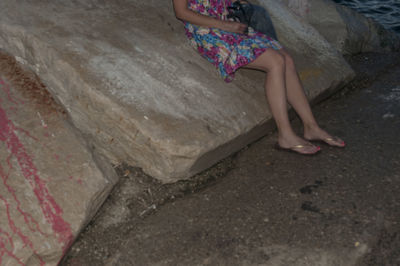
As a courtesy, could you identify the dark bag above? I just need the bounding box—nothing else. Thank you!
[227,0,278,39]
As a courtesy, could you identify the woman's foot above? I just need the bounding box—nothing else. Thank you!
[277,134,321,155]
[303,124,345,148]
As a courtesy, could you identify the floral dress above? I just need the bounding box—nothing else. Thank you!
[184,0,283,82]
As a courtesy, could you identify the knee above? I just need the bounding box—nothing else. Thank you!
[267,51,285,71]
[282,52,296,70]
[250,49,286,72]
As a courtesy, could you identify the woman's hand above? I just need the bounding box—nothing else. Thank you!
[220,21,248,34]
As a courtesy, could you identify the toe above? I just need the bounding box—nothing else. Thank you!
[326,137,346,147]
[293,143,321,154]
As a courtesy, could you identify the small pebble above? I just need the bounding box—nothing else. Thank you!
[383,113,395,119]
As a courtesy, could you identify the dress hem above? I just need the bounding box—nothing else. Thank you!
[222,46,283,83]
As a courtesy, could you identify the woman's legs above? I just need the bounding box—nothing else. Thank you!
[278,49,345,147]
[277,49,318,127]
[245,49,320,154]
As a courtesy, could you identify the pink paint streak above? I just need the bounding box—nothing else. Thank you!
[3,155,49,236]
[14,126,39,142]
[0,195,33,249]
[0,78,74,263]
[0,104,73,244]
[0,79,19,105]
[0,195,32,264]
[0,228,14,248]
[0,238,25,266]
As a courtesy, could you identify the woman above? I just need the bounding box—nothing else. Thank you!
[172,0,345,155]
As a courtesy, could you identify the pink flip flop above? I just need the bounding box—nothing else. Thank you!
[274,143,321,156]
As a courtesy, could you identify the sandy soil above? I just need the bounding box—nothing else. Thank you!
[62,52,400,266]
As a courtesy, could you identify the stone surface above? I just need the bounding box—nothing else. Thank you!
[0,0,354,182]
[62,52,400,266]
[281,0,400,55]
[0,54,118,265]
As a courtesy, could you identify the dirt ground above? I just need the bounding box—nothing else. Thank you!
[61,52,400,266]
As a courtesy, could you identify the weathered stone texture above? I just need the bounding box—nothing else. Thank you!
[0,55,118,265]
[0,0,354,182]
[281,0,400,54]
[258,0,355,99]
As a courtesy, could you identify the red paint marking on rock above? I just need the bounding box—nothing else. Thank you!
[0,78,74,257]
[0,79,19,105]
[0,228,14,249]
[3,157,49,236]
[0,195,33,249]
[0,194,43,265]
[0,237,25,266]
[14,126,39,142]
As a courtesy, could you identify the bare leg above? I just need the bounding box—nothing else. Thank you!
[245,49,320,154]
[278,49,345,147]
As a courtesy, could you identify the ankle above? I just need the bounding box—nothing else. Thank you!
[304,121,318,129]
[303,122,319,134]
[278,129,297,141]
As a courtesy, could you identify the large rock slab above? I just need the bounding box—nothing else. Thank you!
[0,54,118,265]
[0,0,354,182]
[281,0,400,55]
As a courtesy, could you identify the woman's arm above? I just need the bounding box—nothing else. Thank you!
[172,0,247,34]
